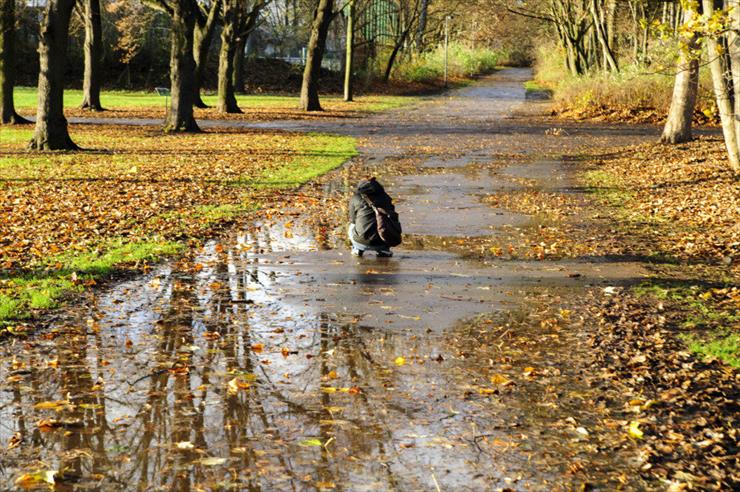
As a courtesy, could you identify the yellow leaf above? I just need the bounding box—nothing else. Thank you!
[199,457,227,466]
[33,400,71,411]
[177,441,195,450]
[490,374,514,386]
[299,438,322,447]
[15,470,56,489]
[395,356,406,366]
[227,377,250,395]
[628,421,644,439]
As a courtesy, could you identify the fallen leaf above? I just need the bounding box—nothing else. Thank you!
[628,421,644,439]
[200,457,227,466]
[15,470,56,489]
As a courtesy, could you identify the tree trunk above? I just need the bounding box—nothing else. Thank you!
[218,0,241,113]
[300,0,333,111]
[343,0,354,102]
[233,35,246,94]
[164,0,200,132]
[384,25,413,82]
[661,6,699,144]
[416,0,429,52]
[193,0,220,109]
[703,0,740,172]
[728,0,740,153]
[28,0,79,150]
[1,0,30,124]
[591,0,618,72]
[80,0,103,111]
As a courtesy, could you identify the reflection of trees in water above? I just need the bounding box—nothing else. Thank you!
[1,242,411,490]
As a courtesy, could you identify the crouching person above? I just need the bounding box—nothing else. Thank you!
[348,177,402,258]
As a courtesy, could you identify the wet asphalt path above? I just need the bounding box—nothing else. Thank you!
[0,69,660,491]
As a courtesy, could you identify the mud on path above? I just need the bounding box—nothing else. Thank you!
[1,69,663,490]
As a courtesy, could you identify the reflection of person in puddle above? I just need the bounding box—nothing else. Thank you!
[348,177,402,258]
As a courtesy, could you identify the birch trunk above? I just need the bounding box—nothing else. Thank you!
[343,0,354,102]
[661,6,699,144]
[702,0,740,172]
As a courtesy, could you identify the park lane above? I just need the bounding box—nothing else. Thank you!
[0,69,659,490]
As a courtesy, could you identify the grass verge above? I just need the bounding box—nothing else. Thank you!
[632,281,739,367]
[580,141,738,368]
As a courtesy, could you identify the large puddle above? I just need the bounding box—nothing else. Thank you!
[1,69,657,490]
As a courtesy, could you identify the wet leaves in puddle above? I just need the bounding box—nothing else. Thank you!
[15,470,57,489]
[199,457,227,466]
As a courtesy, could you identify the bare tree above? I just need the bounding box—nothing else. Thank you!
[217,0,265,113]
[383,0,422,82]
[193,0,222,108]
[415,0,429,52]
[79,0,104,111]
[149,0,201,131]
[28,0,79,150]
[300,0,334,111]
[1,0,30,124]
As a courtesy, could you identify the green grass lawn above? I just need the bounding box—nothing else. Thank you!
[12,87,418,113]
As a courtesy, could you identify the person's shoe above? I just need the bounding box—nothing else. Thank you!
[376,250,393,258]
[351,248,364,257]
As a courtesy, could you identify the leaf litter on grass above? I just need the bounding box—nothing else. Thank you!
[0,124,356,327]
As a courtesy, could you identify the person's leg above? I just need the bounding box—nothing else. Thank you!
[348,224,367,257]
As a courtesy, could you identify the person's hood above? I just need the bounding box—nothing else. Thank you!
[357,178,385,196]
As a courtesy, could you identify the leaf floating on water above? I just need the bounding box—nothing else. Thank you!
[36,419,61,432]
[15,470,57,489]
[394,356,406,366]
[299,438,323,447]
[251,343,264,353]
[176,441,195,450]
[490,374,514,386]
[33,400,72,412]
[227,377,251,395]
[199,457,227,466]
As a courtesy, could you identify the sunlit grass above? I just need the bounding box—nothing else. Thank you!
[0,239,184,326]
[11,87,419,114]
[633,281,740,367]
[684,333,739,368]
[251,133,357,188]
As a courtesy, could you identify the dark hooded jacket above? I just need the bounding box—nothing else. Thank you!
[349,178,397,247]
